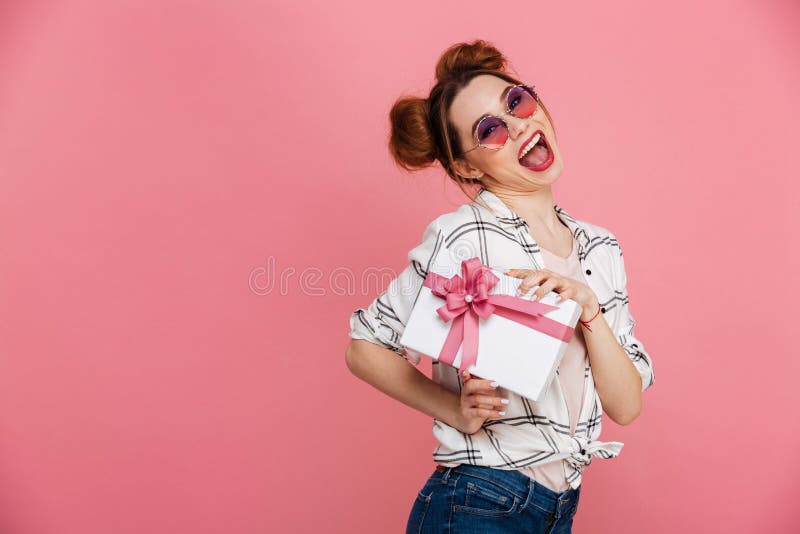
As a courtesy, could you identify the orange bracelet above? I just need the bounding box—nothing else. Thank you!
[579,303,602,332]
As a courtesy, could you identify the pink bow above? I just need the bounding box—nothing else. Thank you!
[422,257,575,373]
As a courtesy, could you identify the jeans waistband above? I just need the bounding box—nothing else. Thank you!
[436,463,580,514]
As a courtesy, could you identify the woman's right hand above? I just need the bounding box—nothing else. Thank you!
[453,370,510,435]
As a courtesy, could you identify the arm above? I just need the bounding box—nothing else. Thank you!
[581,303,643,426]
[345,339,463,428]
[344,218,466,430]
[612,233,655,394]
[586,232,655,425]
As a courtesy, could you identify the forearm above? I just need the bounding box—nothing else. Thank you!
[345,339,462,429]
[581,315,642,425]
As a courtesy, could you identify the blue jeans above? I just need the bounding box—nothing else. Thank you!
[406,464,581,534]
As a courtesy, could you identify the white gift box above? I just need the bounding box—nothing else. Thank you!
[399,251,583,403]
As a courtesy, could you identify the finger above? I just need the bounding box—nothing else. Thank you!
[468,407,505,419]
[517,272,546,296]
[472,394,510,408]
[503,268,533,278]
[533,277,561,301]
[558,286,578,301]
[475,405,507,418]
[464,377,495,395]
[470,397,499,410]
[556,287,574,302]
[464,377,499,395]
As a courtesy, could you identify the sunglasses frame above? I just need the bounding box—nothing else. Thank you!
[462,84,540,154]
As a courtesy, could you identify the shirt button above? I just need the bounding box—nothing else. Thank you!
[600,307,606,313]
[580,448,586,455]
[585,269,591,275]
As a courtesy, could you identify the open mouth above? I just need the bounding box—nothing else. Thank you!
[518,130,554,171]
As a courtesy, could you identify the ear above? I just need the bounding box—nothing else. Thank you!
[452,157,484,180]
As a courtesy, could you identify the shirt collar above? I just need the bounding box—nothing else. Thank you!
[474,186,591,250]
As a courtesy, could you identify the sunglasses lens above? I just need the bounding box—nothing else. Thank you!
[508,86,537,118]
[476,116,508,149]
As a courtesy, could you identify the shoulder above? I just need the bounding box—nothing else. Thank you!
[564,211,620,254]
[579,219,618,244]
[405,202,501,267]
[436,203,486,229]
[416,202,494,239]
[557,210,625,279]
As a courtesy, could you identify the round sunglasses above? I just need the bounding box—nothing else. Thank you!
[463,84,540,153]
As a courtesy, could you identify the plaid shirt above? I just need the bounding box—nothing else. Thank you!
[348,187,655,489]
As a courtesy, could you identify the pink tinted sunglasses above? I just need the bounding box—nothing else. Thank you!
[463,84,540,153]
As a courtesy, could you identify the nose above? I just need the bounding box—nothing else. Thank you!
[505,114,529,139]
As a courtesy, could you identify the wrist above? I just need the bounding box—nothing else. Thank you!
[579,300,601,331]
[579,298,600,322]
[446,388,467,432]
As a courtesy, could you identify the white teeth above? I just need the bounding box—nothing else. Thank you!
[519,133,541,159]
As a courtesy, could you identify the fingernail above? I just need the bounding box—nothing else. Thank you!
[490,381,499,387]
[498,411,506,416]
[500,398,509,404]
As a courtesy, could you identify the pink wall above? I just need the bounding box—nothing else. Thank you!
[0,1,797,532]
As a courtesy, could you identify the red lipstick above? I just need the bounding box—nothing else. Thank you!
[518,130,554,172]
[518,130,542,160]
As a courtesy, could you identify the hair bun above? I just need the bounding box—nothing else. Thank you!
[434,39,508,81]
[388,96,438,171]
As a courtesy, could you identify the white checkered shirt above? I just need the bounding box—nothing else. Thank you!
[348,187,655,489]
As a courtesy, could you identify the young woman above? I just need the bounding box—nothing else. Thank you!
[345,39,655,534]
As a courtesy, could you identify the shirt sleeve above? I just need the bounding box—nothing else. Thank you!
[348,218,444,365]
[611,233,655,392]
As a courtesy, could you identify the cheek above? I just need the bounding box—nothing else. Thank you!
[486,150,522,173]
[548,131,562,154]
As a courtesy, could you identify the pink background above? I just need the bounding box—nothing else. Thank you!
[1,1,798,533]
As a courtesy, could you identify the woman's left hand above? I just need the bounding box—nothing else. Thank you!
[504,268,600,322]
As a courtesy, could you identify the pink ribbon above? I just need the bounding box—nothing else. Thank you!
[422,257,575,373]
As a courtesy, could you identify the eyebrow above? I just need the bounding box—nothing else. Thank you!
[470,84,515,137]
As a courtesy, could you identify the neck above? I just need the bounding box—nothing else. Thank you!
[487,185,565,234]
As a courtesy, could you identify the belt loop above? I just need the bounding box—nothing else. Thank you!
[556,491,574,518]
[520,475,535,512]
[438,464,454,483]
